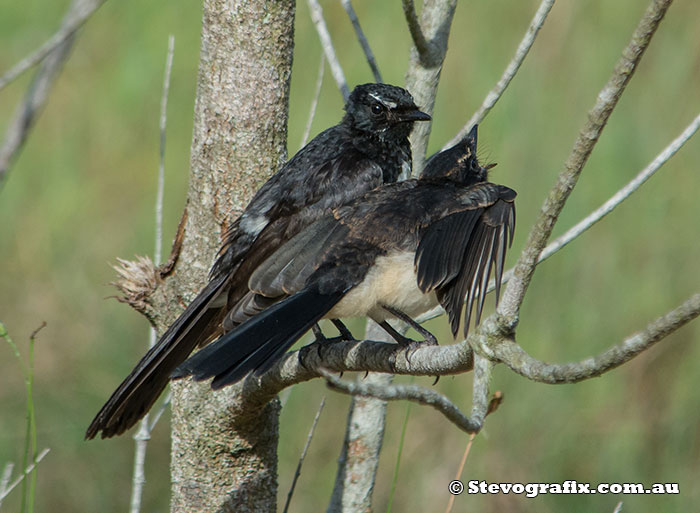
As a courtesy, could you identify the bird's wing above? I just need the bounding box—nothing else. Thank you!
[415,183,516,337]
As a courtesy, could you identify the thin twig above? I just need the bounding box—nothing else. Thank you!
[0,0,92,188]
[300,55,325,149]
[307,0,349,100]
[130,35,174,513]
[155,35,175,266]
[417,108,700,325]
[0,449,50,503]
[483,293,700,384]
[535,110,700,264]
[0,0,107,91]
[498,0,674,326]
[444,433,475,513]
[0,462,14,509]
[147,391,172,432]
[283,397,326,513]
[321,370,483,434]
[444,0,555,148]
[613,501,624,513]
[340,0,383,83]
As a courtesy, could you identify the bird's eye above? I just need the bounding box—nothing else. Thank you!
[371,103,384,115]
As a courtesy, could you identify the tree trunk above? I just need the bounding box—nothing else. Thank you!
[164,0,295,511]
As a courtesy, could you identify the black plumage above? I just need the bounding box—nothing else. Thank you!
[86,83,430,439]
[173,125,516,389]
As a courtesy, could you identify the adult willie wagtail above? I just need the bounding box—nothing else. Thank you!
[172,125,516,389]
[86,83,430,439]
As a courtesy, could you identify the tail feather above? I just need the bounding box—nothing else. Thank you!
[172,287,345,389]
[85,274,228,439]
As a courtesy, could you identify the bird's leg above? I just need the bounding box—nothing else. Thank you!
[312,323,327,343]
[312,320,355,344]
[331,319,355,340]
[304,323,347,377]
[378,320,415,347]
[382,306,438,346]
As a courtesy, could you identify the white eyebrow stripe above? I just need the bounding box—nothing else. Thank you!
[368,92,397,109]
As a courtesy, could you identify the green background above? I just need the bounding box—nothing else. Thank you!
[1,0,699,511]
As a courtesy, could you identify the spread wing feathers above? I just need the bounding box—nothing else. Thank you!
[249,217,349,297]
[172,287,347,389]
[85,272,228,439]
[415,187,515,338]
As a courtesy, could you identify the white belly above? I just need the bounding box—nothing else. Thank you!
[326,251,439,322]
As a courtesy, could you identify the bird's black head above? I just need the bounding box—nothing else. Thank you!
[343,83,431,140]
[421,125,495,186]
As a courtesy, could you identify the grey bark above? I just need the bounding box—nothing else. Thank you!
[404,0,458,176]
[162,0,295,511]
[327,323,393,513]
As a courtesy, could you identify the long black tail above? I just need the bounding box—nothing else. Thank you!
[172,287,345,389]
[85,274,228,440]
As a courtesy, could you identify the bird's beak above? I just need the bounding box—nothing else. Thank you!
[399,109,431,122]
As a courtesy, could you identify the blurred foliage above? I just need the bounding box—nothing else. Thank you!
[1,0,699,512]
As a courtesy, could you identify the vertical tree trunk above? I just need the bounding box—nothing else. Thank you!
[164,0,295,511]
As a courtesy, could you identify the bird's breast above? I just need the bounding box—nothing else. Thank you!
[326,250,438,322]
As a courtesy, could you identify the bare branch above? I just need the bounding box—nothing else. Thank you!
[154,35,175,266]
[401,0,432,59]
[0,0,107,91]
[404,0,458,175]
[326,322,396,513]
[340,0,383,83]
[0,462,14,509]
[0,449,50,503]
[536,110,700,264]
[322,370,482,434]
[483,293,700,384]
[147,391,171,432]
[444,0,556,149]
[417,108,700,325]
[130,35,175,513]
[283,397,326,513]
[467,353,494,430]
[300,55,325,149]
[308,0,349,100]
[497,0,674,327]
[0,0,84,187]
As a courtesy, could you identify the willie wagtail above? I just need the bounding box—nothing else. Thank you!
[172,125,516,388]
[86,83,430,439]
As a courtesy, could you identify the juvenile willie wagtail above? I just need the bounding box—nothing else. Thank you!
[86,83,430,439]
[172,125,516,388]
